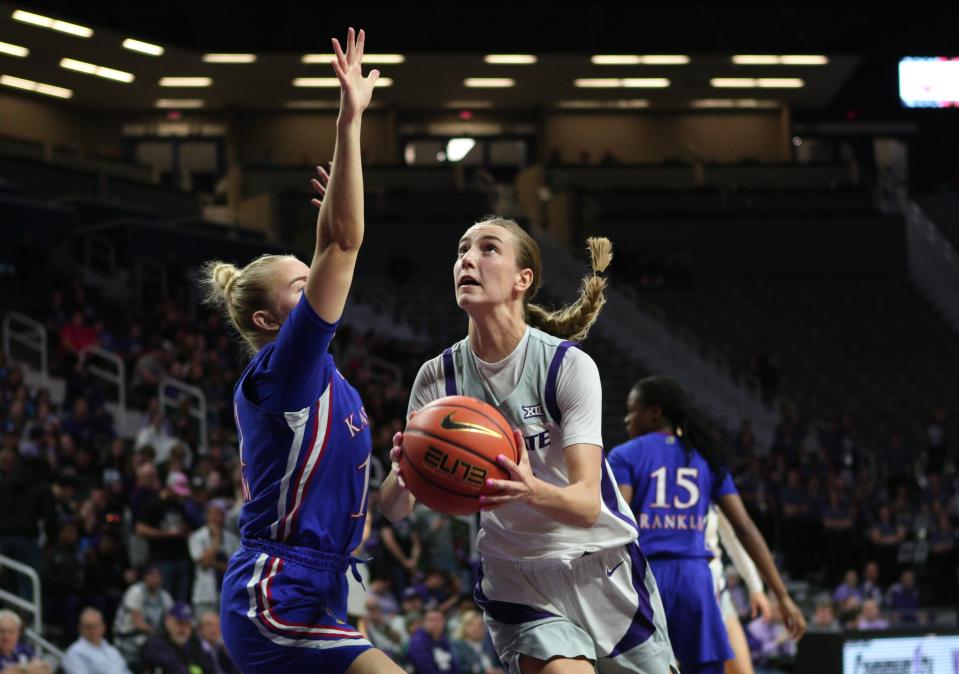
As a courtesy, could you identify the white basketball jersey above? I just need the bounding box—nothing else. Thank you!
[408,326,637,561]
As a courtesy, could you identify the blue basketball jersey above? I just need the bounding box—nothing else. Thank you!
[608,432,736,559]
[232,293,373,555]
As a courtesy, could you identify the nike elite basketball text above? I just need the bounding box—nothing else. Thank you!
[400,395,519,515]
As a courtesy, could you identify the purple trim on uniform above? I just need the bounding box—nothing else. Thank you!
[442,348,457,396]
[610,542,657,657]
[544,341,576,423]
[601,462,639,533]
[473,566,557,625]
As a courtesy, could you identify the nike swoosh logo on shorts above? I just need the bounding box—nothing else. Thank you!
[440,413,502,438]
[606,561,624,577]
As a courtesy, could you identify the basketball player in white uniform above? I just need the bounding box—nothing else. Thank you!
[380,217,674,674]
[706,507,770,674]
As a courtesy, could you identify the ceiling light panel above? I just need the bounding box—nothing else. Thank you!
[293,77,392,87]
[575,78,670,88]
[591,55,689,65]
[464,78,515,87]
[11,10,92,37]
[301,53,405,64]
[203,54,257,63]
[122,38,164,56]
[733,54,828,65]
[60,58,134,83]
[484,55,537,64]
[0,41,28,58]
[1,74,72,98]
[159,77,212,87]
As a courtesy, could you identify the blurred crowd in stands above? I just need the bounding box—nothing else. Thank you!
[0,261,955,673]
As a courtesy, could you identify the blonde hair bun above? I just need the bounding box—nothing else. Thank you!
[212,263,238,297]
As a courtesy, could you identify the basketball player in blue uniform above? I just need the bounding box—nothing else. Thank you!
[608,376,806,674]
[382,219,675,674]
[202,29,405,674]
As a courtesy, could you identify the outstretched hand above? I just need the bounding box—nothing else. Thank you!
[310,162,331,208]
[331,27,379,121]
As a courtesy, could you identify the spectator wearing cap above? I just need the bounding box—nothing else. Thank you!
[141,602,215,674]
[112,565,173,667]
[134,472,193,602]
[401,586,426,617]
[0,448,56,601]
[0,609,52,674]
[196,611,239,674]
[407,609,460,674]
[188,500,239,617]
[61,607,130,674]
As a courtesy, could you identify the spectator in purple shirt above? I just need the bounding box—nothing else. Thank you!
[885,569,920,624]
[746,597,797,663]
[856,599,889,630]
[822,489,856,583]
[832,570,863,606]
[407,610,460,674]
[0,609,52,673]
[868,505,906,585]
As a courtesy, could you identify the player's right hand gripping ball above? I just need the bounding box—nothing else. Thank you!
[400,395,519,515]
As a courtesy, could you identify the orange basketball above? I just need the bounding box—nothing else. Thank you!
[400,395,519,515]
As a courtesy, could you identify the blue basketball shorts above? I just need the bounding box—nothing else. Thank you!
[647,557,734,667]
[220,539,372,674]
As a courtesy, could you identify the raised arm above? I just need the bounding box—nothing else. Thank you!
[305,27,380,324]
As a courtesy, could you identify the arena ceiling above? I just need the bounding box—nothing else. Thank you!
[0,2,949,112]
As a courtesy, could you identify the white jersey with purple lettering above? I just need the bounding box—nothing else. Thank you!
[408,326,637,561]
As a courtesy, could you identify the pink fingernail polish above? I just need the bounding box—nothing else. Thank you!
[478,496,486,504]
[485,479,494,488]
[497,455,506,463]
